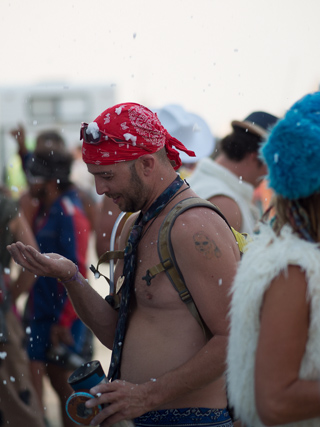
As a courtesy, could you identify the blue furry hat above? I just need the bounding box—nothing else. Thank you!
[261,91,320,200]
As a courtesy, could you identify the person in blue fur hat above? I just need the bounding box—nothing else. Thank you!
[227,92,320,427]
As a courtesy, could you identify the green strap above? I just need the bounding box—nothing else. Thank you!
[145,197,246,340]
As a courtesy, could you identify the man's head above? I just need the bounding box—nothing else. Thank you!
[26,148,73,200]
[35,130,66,153]
[80,103,195,171]
[217,111,279,187]
[220,111,279,162]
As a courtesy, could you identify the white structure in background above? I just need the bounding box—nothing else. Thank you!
[0,82,115,187]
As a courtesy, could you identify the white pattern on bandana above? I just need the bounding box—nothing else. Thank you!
[121,122,129,130]
[128,105,165,148]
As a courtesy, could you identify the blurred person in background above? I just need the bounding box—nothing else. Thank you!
[10,125,97,232]
[0,186,45,427]
[188,111,279,234]
[154,104,215,179]
[227,92,320,426]
[21,148,93,427]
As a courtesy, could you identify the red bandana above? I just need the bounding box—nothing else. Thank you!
[81,103,195,170]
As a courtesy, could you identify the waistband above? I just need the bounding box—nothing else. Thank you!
[134,407,233,427]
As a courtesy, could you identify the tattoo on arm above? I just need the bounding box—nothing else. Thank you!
[193,231,221,259]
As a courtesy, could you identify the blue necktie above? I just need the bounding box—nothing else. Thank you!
[108,175,184,381]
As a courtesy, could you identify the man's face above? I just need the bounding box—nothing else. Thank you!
[87,161,148,213]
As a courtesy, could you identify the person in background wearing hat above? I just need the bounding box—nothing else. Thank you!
[8,102,240,426]
[21,148,93,427]
[188,111,278,234]
[227,92,320,426]
[154,104,215,179]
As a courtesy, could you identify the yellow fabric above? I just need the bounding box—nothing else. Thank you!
[231,227,252,253]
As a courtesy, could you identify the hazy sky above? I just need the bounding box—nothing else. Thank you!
[1,0,320,136]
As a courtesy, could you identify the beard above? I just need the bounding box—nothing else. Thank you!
[110,162,148,213]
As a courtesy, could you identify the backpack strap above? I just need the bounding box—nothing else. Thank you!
[143,197,246,340]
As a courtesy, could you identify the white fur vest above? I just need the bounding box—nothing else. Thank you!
[227,224,320,427]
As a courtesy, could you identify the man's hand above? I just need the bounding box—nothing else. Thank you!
[86,380,152,426]
[7,242,77,282]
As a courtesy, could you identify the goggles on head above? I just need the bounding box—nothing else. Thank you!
[80,122,154,153]
[80,122,125,145]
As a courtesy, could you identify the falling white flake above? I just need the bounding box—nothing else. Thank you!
[10,376,15,382]
[219,278,223,286]
[11,186,19,193]
[108,211,113,216]
[0,352,7,360]
[274,153,279,163]
[26,326,31,334]
[123,133,137,145]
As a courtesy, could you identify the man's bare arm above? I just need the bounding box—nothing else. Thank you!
[6,242,118,349]
[208,195,242,231]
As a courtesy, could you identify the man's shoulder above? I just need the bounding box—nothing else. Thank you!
[171,198,234,245]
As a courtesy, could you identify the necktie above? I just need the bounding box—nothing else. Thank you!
[108,175,184,381]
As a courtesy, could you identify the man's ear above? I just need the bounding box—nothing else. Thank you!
[136,154,155,176]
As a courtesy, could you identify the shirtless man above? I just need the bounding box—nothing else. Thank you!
[7,103,240,427]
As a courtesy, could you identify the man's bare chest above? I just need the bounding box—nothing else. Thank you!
[130,223,182,310]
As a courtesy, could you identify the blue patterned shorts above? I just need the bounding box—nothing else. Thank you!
[134,407,233,427]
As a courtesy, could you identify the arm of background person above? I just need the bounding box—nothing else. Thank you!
[8,209,39,301]
[255,265,320,425]
[208,195,242,231]
[10,124,28,158]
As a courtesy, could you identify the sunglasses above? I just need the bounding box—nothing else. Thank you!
[80,122,125,145]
